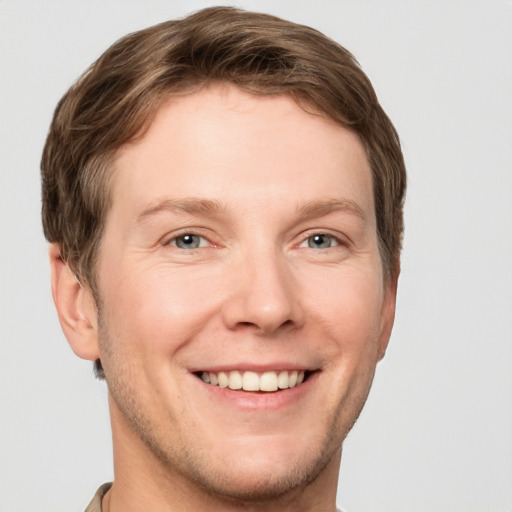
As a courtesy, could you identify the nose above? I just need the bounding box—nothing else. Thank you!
[221,247,303,336]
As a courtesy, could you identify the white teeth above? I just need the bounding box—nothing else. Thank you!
[200,370,308,392]
[260,371,278,391]
[242,371,260,391]
[218,371,229,388]
[277,370,289,389]
[228,370,242,390]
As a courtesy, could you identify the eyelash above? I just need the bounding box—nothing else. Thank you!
[163,230,346,251]
[165,231,212,250]
[298,232,345,250]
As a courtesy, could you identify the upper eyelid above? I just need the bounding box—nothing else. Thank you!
[170,233,206,243]
[161,228,214,246]
[159,227,349,247]
[298,235,340,249]
[295,229,348,246]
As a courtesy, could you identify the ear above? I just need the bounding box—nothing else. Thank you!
[377,262,400,361]
[49,243,100,361]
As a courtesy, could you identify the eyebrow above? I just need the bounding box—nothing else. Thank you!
[136,197,226,224]
[136,196,367,225]
[295,198,367,224]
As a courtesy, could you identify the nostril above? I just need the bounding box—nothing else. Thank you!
[233,318,296,335]
[238,321,256,328]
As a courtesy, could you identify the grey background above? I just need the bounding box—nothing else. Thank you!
[1,1,511,511]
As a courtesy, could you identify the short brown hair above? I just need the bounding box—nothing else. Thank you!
[42,6,406,293]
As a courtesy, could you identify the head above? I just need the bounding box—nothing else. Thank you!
[42,6,406,506]
[42,6,405,295]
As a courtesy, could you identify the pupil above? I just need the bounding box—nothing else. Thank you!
[309,234,331,249]
[177,234,199,249]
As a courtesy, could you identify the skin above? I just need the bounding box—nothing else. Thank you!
[50,84,397,512]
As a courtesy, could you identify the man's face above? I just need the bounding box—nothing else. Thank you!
[93,84,396,500]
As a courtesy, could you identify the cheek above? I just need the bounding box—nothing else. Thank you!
[99,263,222,354]
[311,264,383,319]
[306,267,384,355]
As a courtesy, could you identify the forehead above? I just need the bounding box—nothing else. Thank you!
[111,84,374,222]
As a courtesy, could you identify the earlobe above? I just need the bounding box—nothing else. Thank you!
[49,243,100,361]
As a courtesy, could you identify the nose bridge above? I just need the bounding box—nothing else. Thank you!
[222,241,301,335]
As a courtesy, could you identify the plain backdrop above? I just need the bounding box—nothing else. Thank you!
[1,1,511,511]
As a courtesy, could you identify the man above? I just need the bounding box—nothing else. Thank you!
[41,6,405,511]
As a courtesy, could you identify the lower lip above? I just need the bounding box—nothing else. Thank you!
[195,372,319,411]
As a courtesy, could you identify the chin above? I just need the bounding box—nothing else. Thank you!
[164,428,341,504]
[185,449,333,503]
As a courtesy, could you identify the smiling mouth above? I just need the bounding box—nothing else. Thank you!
[195,370,312,392]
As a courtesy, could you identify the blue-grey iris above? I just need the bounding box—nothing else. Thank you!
[175,234,201,249]
[308,234,332,249]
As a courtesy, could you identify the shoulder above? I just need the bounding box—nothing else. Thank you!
[84,483,112,512]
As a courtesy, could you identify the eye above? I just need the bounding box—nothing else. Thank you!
[170,234,208,249]
[302,233,339,249]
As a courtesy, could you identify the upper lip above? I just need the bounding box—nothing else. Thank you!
[189,363,317,373]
